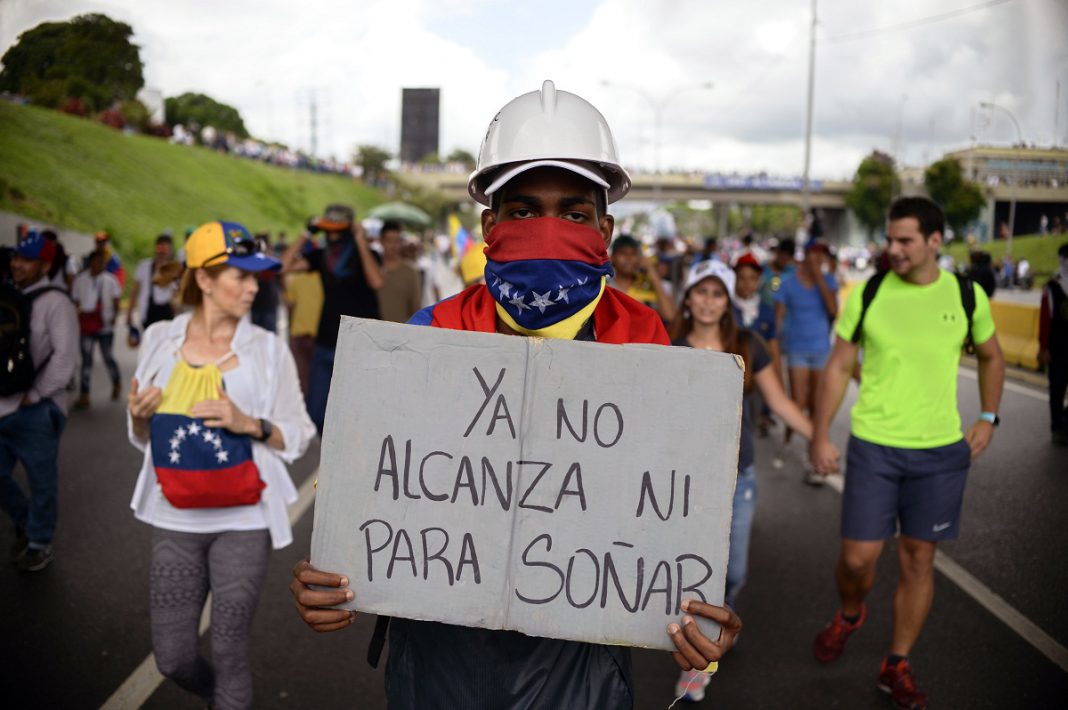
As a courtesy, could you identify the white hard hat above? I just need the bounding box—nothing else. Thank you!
[684,258,736,300]
[468,80,631,207]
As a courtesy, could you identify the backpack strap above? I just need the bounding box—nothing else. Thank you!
[954,272,977,354]
[367,615,391,668]
[22,285,69,390]
[26,285,70,303]
[849,271,887,344]
[1048,278,1066,302]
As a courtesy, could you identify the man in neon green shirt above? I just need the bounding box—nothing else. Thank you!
[808,197,1005,710]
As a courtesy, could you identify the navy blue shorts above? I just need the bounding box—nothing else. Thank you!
[841,435,971,541]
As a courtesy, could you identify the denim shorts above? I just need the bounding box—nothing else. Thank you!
[786,350,829,370]
[841,435,971,541]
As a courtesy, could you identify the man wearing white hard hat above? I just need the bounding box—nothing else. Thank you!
[290,81,740,708]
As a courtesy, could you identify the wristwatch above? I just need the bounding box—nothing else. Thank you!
[256,418,273,442]
[978,412,1000,427]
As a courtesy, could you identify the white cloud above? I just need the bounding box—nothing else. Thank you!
[1,0,1065,180]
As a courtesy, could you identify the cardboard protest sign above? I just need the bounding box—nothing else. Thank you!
[311,317,742,651]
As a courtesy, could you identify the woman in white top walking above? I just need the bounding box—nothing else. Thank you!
[72,249,123,409]
[126,221,315,710]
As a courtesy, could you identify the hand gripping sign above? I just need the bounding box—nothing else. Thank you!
[311,318,742,650]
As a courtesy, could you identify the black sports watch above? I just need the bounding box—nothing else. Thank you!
[256,418,274,442]
[978,412,1000,427]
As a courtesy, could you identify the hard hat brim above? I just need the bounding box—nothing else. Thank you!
[482,159,610,201]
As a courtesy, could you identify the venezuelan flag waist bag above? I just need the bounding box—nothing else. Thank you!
[149,360,264,509]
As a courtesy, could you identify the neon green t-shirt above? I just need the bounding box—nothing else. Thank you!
[835,270,996,449]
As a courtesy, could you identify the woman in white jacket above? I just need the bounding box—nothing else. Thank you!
[126,221,315,710]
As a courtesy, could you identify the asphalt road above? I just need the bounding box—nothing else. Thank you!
[1,337,1065,709]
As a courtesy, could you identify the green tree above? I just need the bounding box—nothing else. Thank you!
[164,92,249,138]
[665,203,716,238]
[924,158,987,238]
[446,148,476,170]
[0,13,144,113]
[846,151,899,239]
[355,144,392,185]
[748,204,803,235]
[395,180,450,228]
[119,99,150,131]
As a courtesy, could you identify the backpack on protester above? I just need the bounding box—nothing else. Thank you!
[0,282,67,397]
[850,271,977,354]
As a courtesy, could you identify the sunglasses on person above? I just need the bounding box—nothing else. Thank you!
[201,236,261,267]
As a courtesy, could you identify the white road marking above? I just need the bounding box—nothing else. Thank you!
[99,471,318,710]
[958,366,1047,402]
[933,552,1068,673]
[823,470,1068,673]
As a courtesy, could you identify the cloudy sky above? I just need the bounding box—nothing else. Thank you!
[2,0,1065,179]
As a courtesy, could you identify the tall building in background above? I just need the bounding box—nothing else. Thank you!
[400,88,440,163]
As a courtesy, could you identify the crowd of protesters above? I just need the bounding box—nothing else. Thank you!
[6,195,1058,709]
[7,81,1068,710]
[0,213,460,706]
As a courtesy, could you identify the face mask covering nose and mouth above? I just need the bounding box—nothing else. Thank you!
[483,217,614,339]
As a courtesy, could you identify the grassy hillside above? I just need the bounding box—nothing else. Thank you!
[0,101,384,261]
[944,233,1068,279]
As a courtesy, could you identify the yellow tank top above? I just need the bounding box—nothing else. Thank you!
[157,358,226,415]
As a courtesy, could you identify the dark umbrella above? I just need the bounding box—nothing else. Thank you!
[367,202,433,227]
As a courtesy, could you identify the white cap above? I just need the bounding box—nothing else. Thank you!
[684,258,736,300]
[469,80,631,206]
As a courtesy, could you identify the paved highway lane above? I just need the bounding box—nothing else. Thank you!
[633,367,1068,708]
[1,341,1065,708]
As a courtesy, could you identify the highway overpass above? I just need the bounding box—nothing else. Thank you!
[398,169,851,208]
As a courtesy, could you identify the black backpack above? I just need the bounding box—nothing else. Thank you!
[0,282,67,397]
[850,271,977,354]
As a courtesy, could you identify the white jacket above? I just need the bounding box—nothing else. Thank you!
[127,313,316,548]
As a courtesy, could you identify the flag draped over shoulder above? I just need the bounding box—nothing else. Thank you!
[411,217,669,344]
[426,283,670,345]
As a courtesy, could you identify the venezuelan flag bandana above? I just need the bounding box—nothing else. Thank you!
[484,217,613,339]
[150,361,264,509]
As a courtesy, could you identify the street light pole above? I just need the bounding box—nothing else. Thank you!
[892,93,908,167]
[800,0,818,216]
[601,80,713,202]
[979,101,1023,256]
[653,103,663,201]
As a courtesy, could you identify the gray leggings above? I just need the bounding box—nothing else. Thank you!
[149,527,270,710]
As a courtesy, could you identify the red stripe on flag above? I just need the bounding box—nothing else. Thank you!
[484,217,609,264]
[155,460,265,509]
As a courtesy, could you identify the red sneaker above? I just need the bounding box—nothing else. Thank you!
[812,605,867,663]
[878,657,928,710]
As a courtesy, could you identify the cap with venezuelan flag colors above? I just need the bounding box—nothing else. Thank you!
[15,230,57,262]
[185,221,280,272]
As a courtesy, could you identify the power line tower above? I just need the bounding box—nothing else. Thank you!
[309,90,318,159]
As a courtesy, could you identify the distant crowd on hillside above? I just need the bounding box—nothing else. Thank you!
[169,122,354,177]
[1,92,354,179]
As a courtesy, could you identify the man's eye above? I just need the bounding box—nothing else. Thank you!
[563,212,588,222]
[511,208,535,219]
